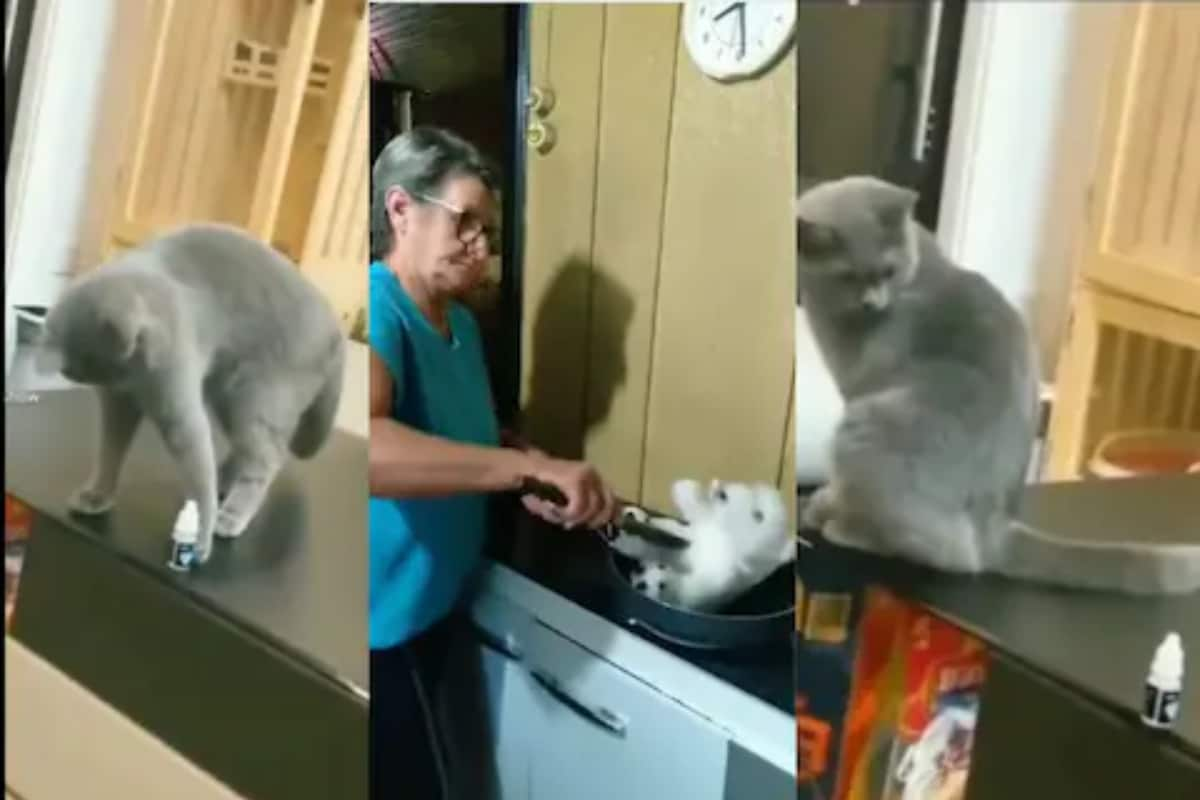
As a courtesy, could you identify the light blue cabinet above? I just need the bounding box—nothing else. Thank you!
[477,636,536,798]
[523,621,729,800]
[474,595,538,799]
[472,592,729,800]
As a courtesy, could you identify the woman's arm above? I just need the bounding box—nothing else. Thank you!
[368,349,616,526]
[368,349,533,498]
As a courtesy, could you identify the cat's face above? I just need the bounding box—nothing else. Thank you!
[795,176,920,317]
[672,479,788,539]
[40,281,153,386]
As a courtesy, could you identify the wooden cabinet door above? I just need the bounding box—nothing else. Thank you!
[299,9,370,332]
[641,27,795,509]
[1083,2,1200,316]
[108,1,319,250]
[99,0,327,257]
[519,5,796,512]
[519,3,607,468]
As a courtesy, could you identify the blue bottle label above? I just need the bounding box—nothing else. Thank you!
[169,543,196,572]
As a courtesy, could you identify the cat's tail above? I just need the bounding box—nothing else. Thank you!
[290,338,345,459]
[994,520,1200,595]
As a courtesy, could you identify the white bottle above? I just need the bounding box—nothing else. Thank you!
[168,500,200,572]
[1142,631,1184,730]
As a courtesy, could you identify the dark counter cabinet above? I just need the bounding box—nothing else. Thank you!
[6,389,368,800]
[969,653,1200,800]
[850,475,1200,798]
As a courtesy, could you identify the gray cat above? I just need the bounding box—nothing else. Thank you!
[39,223,346,563]
[796,175,1200,595]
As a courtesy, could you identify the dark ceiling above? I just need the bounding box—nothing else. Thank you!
[368,3,506,93]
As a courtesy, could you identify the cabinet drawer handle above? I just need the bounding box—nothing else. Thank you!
[473,623,524,662]
[529,668,627,738]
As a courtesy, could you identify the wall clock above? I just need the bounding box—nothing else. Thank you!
[682,0,797,82]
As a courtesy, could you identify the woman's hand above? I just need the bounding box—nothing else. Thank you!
[521,454,617,531]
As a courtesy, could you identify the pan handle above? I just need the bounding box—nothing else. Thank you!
[518,477,568,506]
[625,617,727,652]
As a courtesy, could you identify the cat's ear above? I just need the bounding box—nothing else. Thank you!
[111,298,167,368]
[797,216,841,260]
[876,185,919,229]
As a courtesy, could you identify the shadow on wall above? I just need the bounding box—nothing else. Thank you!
[521,257,635,461]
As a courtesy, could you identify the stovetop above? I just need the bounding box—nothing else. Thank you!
[488,502,794,716]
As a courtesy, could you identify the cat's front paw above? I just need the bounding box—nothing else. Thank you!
[193,534,214,565]
[801,489,840,532]
[821,517,871,551]
[68,486,116,516]
[214,505,251,539]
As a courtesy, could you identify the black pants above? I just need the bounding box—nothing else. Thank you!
[370,617,457,800]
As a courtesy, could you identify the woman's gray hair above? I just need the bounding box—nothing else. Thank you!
[370,125,497,259]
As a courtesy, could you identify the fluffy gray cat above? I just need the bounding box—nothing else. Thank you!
[39,223,346,563]
[796,175,1200,595]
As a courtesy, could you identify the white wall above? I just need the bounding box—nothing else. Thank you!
[938,1,1121,376]
[335,341,369,438]
[5,0,115,309]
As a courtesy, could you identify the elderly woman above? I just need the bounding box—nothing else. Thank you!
[368,126,618,799]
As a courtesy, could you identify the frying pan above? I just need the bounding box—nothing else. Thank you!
[606,552,794,652]
[518,478,795,651]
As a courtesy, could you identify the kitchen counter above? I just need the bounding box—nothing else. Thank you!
[806,474,1200,758]
[5,388,367,800]
[487,506,793,716]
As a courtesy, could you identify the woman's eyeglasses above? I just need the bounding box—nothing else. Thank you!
[415,193,499,253]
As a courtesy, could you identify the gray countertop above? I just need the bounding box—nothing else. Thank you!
[5,387,368,691]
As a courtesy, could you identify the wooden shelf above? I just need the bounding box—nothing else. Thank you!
[1046,283,1200,479]
[1045,2,1200,480]
[222,37,334,98]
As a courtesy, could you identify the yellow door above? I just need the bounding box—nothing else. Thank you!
[520,4,796,514]
[1083,2,1200,316]
[299,9,370,333]
[1046,2,1200,478]
[89,0,362,268]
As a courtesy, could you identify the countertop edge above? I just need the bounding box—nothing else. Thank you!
[476,560,797,776]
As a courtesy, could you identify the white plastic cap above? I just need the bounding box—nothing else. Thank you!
[172,500,200,544]
[1151,631,1185,680]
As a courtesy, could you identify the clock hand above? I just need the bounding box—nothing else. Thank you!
[737,3,746,59]
[712,1,743,24]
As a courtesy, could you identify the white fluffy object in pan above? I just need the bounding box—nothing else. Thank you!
[609,479,795,613]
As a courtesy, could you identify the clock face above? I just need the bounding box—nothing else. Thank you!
[683,0,797,82]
